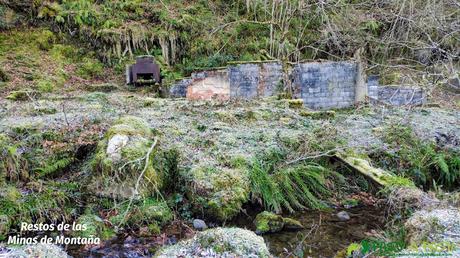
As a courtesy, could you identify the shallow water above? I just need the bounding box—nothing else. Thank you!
[233,205,386,257]
[69,205,385,258]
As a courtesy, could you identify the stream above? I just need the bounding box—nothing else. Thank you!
[68,205,386,258]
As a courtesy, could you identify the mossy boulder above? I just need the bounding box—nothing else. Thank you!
[254,211,284,234]
[156,227,270,257]
[254,211,303,234]
[184,165,250,221]
[89,116,162,200]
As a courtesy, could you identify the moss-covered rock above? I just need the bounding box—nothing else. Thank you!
[89,116,162,200]
[283,217,304,230]
[254,211,303,234]
[254,211,284,234]
[184,165,250,221]
[155,227,270,258]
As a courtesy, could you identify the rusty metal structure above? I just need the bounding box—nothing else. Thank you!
[126,56,161,86]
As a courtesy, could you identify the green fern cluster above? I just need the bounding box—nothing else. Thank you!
[35,157,74,178]
[248,148,344,213]
[379,125,460,190]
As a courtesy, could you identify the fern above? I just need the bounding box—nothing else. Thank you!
[248,158,288,213]
[248,156,333,213]
[35,157,73,178]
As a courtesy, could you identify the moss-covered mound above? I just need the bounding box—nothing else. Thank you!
[89,116,162,200]
[6,244,70,258]
[155,227,270,258]
[183,165,250,221]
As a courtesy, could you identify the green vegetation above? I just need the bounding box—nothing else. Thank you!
[0,184,74,240]
[90,116,162,200]
[5,0,455,83]
[374,125,460,190]
[248,147,344,213]
[6,90,40,101]
[77,57,104,79]
[184,165,250,221]
[109,198,172,230]
[254,211,285,234]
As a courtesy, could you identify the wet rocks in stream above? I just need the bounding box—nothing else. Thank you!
[254,211,303,234]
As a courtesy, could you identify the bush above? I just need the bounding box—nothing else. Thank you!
[37,80,55,92]
[77,57,104,79]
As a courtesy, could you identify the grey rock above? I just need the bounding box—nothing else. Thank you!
[337,211,351,221]
[193,219,208,231]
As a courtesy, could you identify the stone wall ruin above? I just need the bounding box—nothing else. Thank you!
[169,61,426,109]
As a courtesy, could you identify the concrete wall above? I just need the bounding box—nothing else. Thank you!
[367,75,379,100]
[378,86,425,106]
[170,62,283,100]
[228,62,283,99]
[292,62,357,109]
[186,70,230,101]
[168,61,426,109]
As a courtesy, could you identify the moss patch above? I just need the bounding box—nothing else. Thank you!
[184,165,250,221]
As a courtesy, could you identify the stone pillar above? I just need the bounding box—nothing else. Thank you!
[354,48,367,103]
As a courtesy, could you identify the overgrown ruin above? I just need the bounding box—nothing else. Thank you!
[170,61,426,109]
